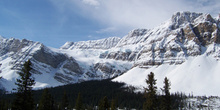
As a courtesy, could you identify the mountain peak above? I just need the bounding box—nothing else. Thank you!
[171,11,203,29]
[172,11,203,21]
[0,35,4,40]
[127,29,148,38]
[194,13,216,23]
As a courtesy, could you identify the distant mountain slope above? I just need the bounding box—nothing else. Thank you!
[0,36,131,91]
[0,11,220,96]
[0,36,86,90]
[60,37,121,49]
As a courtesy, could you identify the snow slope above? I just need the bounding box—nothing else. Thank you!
[52,48,133,79]
[0,38,64,91]
[113,55,220,96]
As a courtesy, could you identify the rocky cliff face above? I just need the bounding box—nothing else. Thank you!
[0,37,84,88]
[98,12,220,66]
[59,11,220,80]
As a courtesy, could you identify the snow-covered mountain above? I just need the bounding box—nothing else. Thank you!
[112,12,220,96]
[0,36,131,91]
[0,11,220,96]
[0,36,84,90]
[60,37,121,49]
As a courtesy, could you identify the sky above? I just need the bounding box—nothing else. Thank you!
[0,0,219,48]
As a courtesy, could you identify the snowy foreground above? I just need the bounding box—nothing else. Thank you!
[113,55,220,96]
[185,97,220,110]
[113,55,220,109]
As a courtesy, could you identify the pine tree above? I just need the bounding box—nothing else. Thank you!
[99,96,109,110]
[0,99,6,110]
[61,91,69,110]
[12,60,35,110]
[38,88,54,110]
[110,99,117,110]
[161,77,171,110]
[143,72,157,110]
[75,92,83,110]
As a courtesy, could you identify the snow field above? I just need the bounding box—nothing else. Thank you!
[113,55,220,96]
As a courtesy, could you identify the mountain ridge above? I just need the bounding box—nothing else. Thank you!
[0,11,220,95]
[60,37,121,49]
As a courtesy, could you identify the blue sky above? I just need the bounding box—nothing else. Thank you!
[0,0,219,48]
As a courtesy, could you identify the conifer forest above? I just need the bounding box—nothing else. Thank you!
[0,61,186,110]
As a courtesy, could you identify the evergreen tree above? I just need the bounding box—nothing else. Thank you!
[143,72,157,110]
[0,99,6,110]
[12,60,35,110]
[110,99,117,110]
[75,92,83,110]
[99,96,109,110]
[61,91,69,110]
[161,77,171,110]
[38,88,54,110]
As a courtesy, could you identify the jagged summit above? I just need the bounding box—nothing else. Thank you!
[61,12,219,50]
[0,35,4,40]
[93,11,220,65]
[126,29,148,38]
[170,11,203,29]
[115,29,148,47]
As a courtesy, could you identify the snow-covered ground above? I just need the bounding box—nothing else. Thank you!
[186,96,220,110]
[113,55,220,96]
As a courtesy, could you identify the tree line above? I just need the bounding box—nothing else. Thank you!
[0,60,186,110]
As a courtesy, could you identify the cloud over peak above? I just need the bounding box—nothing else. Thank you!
[51,0,220,30]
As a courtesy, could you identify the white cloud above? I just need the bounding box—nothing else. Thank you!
[87,35,92,38]
[96,27,116,33]
[80,0,187,29]
[50,0,220,34]
[87,35,101,40]
[82,0,100,6]
[185,0,220,16]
